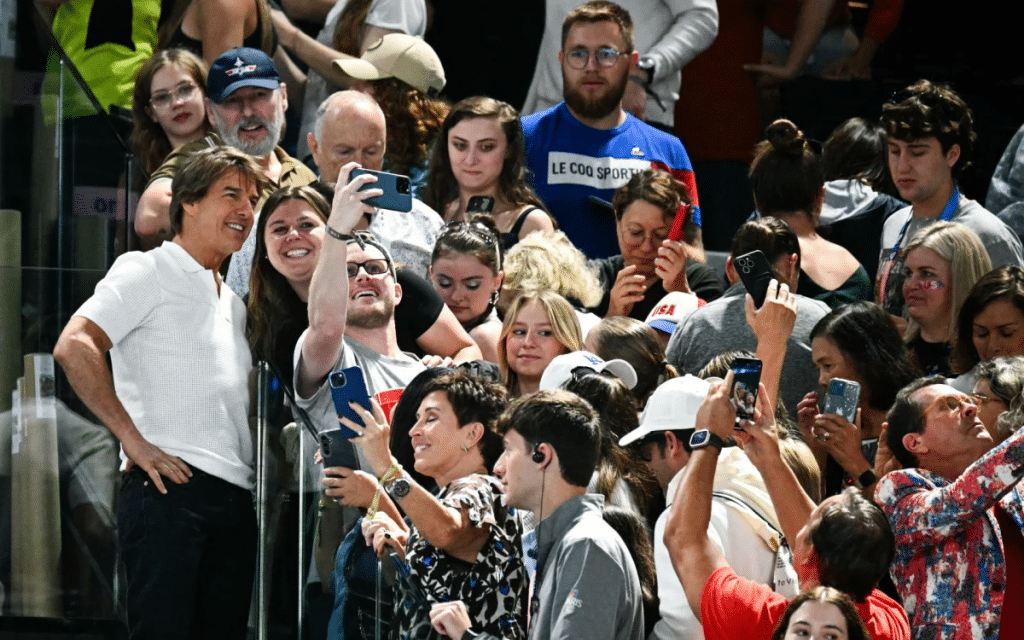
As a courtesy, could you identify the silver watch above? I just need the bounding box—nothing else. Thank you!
[386,474,411,498]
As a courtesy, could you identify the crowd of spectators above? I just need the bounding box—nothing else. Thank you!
[43,0,1024,639]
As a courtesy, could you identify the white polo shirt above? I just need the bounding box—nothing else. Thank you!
[75,241,255,490]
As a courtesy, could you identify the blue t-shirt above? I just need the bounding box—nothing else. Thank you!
[522,103,700,258]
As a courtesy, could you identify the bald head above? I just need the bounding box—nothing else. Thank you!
[308,90,387,185]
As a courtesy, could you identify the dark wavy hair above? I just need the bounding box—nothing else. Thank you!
[611,168,699,245]
[771,586,870,640]
[749,119,823,216]
[368,76,448,178]
[422,96,546,216]
[810,302,920,412]
[246,185,330,367]
[952,266,1024,373]
[130,48,211,174]
[881,79,976,179]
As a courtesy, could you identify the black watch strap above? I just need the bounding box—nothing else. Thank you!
[854,469,877,489]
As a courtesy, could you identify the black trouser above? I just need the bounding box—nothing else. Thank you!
[118,466,257,640]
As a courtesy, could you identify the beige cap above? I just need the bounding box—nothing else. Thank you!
[333,33,446,96]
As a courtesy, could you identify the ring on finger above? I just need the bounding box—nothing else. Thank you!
[820,431,832,442]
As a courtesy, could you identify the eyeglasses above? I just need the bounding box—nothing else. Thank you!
[971,393,1005,407]
[150,82,199,110]
[924,394,978,415]
[621,226,669,248]
[564,47,626,70]
[346,259,390,278]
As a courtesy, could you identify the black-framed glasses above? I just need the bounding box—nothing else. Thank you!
[346,259,390,278]
[150,82,199,110]
[564,47,626,70]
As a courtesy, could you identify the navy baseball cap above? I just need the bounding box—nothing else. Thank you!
[207,47,280,103]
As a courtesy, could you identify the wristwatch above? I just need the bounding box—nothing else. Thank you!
[384,472,411,498]
[635,56,656,86]
[689,429,725,451]
[853,469,877,489]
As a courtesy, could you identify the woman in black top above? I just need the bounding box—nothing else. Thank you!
[590,169,723,321]
[423,96,555,250]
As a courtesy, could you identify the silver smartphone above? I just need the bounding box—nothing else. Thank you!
[822,378,861,423]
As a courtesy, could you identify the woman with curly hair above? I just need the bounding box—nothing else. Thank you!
[423,96,554,249]
[130,49,213,175]
[336,33,449,196]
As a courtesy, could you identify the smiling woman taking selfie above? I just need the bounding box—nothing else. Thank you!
[345,370,527,639]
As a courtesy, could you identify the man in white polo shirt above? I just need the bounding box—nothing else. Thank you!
[54,146,263,640]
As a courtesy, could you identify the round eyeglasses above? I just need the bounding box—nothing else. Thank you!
[564,47,626,70]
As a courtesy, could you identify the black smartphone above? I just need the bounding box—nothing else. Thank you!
[730,358,762,429]
[467,196,495,214]
[734,250,774,308]
[823,378,861,423]
[349,168,413,212]
[328,367,372,438]
[319,428,360,470]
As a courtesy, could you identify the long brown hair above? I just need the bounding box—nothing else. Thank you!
[246,186,331,369]
[332,0,374,56]
[423,96,546,215]
[130,48,211,174]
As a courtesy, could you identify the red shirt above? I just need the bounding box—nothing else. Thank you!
[700,567,910,640]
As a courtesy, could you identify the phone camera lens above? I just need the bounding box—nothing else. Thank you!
[330,371,347,387]
[397,177,410,195]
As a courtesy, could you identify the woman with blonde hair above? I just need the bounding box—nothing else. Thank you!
[499,230,603,334]
[498,290,583,396]
[901,221,992,376]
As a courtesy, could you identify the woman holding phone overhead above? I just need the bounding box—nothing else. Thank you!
[423,96,555,250]
[589,169,723,320]
[343,370,527,639]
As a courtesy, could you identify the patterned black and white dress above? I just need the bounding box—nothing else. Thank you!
[391,474,527,640]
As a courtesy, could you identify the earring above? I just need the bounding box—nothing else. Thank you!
[462,445,470,452]
[489,289,500,306]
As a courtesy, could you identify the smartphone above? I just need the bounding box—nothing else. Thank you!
[328,367,372,438]
[734,250,774,309]
[730,358,762,429]
[350,168,413,212]
[319,428,360,470]
[467,196,495,214]
[823,378,861,423]
[668,204,690,242]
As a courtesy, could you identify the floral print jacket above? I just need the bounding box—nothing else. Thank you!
[875,428,1024,640]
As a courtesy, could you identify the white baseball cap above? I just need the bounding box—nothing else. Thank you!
[538,351,637,391]
[645,291,702,335]
[618,374,711,446]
